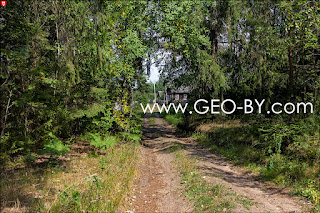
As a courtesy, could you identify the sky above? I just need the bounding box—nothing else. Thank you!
[145,49,171,83]
[148,61,160,83]
[144,52,161,84]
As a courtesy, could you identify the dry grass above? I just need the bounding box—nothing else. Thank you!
[196,120,246,133]
[0,143,139,213]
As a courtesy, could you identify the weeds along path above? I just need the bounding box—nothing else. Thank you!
[184,143,304,212]
[129,115,304,212]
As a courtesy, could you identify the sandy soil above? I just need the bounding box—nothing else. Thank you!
[128,115,306,212]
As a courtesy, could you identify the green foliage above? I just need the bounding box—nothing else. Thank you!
[133,91,153,105]
[295,180,320,207]
[119,132,141,143]
[70,103,106,120]
[165,114,184,126]
[57,185,81,209]
[191,119,320,207]
[91,108,114,132]
[1,0,319,208]
[1,1,150,158]
[39,133,70,156]
[85,133,117,150]
[260,116,320,161]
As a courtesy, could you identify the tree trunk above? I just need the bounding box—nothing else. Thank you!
[0,90,12,139]
[208,6,218,56]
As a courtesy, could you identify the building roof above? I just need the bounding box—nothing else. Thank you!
[167,86,191,94]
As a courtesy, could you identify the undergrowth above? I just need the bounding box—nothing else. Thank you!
[0,137,140,212]
[83,133,118,150]
[165,112,320,210]
[165,114,184,126]
[191,117,320,210]
[38,132,70,156]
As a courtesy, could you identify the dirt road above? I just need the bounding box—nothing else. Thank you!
[128,115,304,212]
[128,114,192,212]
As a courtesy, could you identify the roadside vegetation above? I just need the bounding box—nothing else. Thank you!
[165,113,320,210]
[0,134,139,212]
[156,0,319,210]
[1,2,147,212]
[193,118,320,208]
[172,148,254,212]
[164,114,184,126]
[1,0,319,212]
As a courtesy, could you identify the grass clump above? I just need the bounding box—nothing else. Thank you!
[149,117,156,125]
[174,150,254,212]
[119,132,141,142]
[165,114,184,126]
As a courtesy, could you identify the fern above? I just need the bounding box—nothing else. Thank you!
[85,133,118,149]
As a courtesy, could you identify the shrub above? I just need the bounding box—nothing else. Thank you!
[85,133,118,150]
[39,132,70,155]
[119,132,141,142]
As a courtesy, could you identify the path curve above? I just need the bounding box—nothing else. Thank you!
[128,115,305,212]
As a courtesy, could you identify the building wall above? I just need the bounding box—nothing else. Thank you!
[166,93,187,103]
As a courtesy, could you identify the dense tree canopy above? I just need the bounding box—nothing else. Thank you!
[1,0,319,163]
[0,1,153,157]
[157,0,319,107]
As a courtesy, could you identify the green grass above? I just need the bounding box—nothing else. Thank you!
[174,150,254,212]
[119,132,141,142]
[149,117,156,125]
[165,113,319,209]
[165,144,187,153]
[165,114,184,126]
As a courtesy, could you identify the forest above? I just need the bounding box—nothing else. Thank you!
[0,0,319,212]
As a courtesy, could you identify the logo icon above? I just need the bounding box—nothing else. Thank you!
[1,1,6,7]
